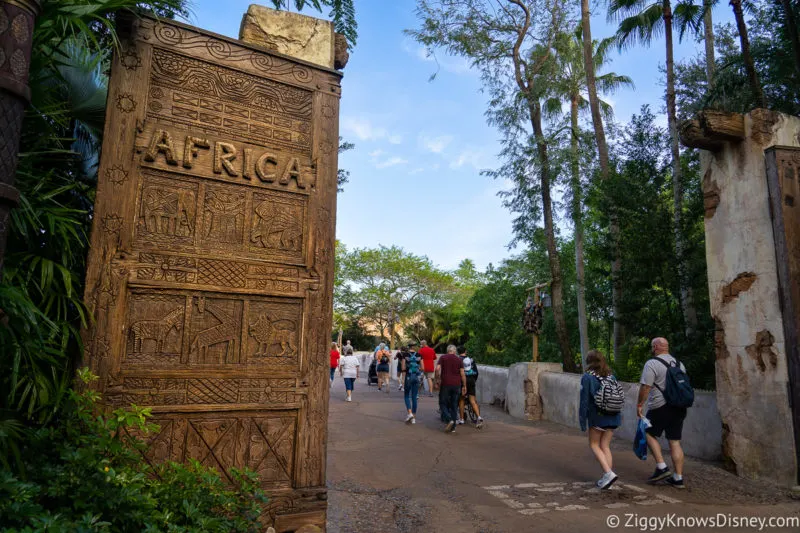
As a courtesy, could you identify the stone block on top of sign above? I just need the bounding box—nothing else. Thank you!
[240,4,336,69]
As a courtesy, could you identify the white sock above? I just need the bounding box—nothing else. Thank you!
[657,462,667,470]
[673,474,682,481]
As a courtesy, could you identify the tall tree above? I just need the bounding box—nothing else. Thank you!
[410,0,578,371]
[702,0,716,85]
[609,0,699,339]
[547,30,632,368]
[336,245,453,350]
[580,0,626,362]
[729,0,765,107]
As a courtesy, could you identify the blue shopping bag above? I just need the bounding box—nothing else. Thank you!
[633,418,649,460]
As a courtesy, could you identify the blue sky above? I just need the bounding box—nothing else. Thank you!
[185,1,734,271]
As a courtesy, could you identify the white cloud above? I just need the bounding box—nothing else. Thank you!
[375,156,408,169]
[369,149,385,159]
[409,167,426,175]
[419,134,453,154]
[342,116,403,144]
[449,148,491,171]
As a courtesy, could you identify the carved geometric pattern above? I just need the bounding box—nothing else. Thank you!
[197,258,247,287]
[116,92,137,113]
[130,414,297,489]
[137,253,197,283]
[148,48,312,154]
[105,164,129,185]
[120,47,142,70]
[150,21,313,85]
[107,377,300,407]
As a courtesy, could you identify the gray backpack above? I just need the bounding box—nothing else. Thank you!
[591,373,625,414]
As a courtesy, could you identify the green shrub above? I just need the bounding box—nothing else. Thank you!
[0,369,267,532]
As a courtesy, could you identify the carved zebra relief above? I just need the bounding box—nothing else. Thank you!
[82,11,341,529]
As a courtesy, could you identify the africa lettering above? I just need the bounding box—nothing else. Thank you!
[142,128,315,190]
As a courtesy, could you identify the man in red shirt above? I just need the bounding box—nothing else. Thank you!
[435,344,466,433]
[329,342,340,386]
[418,340,437,397]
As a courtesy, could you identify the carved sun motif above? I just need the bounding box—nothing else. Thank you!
[105,165,128,185]
[116,93,137,113]
[321,104,335,119]
[120,48,142,70]
[102,213,123,234]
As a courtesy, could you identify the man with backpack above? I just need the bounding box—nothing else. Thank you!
[637,337,694,489]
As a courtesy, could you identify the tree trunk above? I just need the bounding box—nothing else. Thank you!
[529,101,577,373]
[703,0,715,87]
[665,1,699,339]
[780,0,800,79]
[570,94,589,371]
[580,0,625,360]
[730,0,766,107]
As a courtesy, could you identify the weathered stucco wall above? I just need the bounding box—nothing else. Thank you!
[475,365,509,407]
[505,362,562,420]
[703,109,800,485]
[539,373,723,461]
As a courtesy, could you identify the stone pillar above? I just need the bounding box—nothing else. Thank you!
[0,0,39,274]
[700,110,800,486]
[505,362,562,420]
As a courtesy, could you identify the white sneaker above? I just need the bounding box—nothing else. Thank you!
[405,413,414,424]
[411,416,416,424]
[346,396,352,402]
[457,419,465,425]
[598,471,618,490]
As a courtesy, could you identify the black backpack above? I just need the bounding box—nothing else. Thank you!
[651,358,694,408]
[380,354,389,364]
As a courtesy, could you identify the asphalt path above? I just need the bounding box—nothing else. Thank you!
[325,375,800,533]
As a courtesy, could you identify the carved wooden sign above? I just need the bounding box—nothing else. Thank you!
[82,14,340,531]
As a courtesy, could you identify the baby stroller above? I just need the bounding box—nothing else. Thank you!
[367,358,379,386]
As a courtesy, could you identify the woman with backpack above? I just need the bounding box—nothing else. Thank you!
[579,350,624,490]
[376,344,391,392]
[401,349,424,424]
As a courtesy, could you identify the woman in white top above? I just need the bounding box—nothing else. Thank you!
[339,351,360,402]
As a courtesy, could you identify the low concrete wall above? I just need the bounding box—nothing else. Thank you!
[506,362,563,420]
[475,365,509,407]
[538,372,723,461]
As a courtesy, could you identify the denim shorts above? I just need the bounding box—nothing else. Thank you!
[344,377,355,391]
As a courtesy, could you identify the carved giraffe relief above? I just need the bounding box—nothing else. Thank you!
[202,186,245,245]
[247,300,302,366]
[125,293,185,365]
[188,296,242,364]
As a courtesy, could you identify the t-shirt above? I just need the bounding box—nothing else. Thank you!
[396,352,407,368]
[342,344,353,355]
[329,349,340,369]
[438,353,464,387]
[339,354,360,378]
[419,346,436,372]
[640,354,687,410]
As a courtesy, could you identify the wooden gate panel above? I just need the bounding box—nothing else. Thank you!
[82,15,340,528]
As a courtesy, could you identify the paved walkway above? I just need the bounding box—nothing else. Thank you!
[325,376,799,533]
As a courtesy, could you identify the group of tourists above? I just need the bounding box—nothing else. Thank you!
[579,337,693,491]
[331,334,692,491]
[328,340,484,431]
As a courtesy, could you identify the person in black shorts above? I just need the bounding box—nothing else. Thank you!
[637,337,688,489]
[457,346,484,428]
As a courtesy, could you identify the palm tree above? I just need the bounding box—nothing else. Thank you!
[546,30,633,369]
[729,0,765,107]
[580,0,625,363]
[609,0,700,340]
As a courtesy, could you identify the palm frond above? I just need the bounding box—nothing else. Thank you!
[673,1,704,41]
[613,3,665,50]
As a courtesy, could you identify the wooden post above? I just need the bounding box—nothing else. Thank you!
[0,0,40,276]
